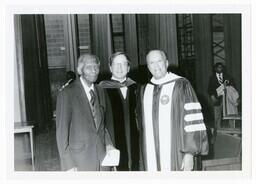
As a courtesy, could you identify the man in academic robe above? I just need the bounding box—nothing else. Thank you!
[99,52,140,171]
[139,50,209,171]
[56,54,113,171]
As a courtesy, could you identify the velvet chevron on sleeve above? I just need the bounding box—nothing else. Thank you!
[171,79,209,170]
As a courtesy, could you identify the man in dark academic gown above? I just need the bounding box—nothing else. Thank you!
[99,52,140,171]
[139,50,209,171]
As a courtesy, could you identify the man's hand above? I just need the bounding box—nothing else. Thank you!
[106,144,115,152]
[181,153,194,171]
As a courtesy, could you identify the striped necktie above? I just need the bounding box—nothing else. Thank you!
[217,73,223,84]
[89,89,95,106]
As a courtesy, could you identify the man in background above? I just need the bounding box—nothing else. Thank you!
[208,62,238,138]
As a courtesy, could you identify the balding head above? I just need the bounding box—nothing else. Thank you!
[146,50,168,80]
[146,50,167,62]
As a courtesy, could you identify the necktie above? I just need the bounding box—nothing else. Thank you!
[89,89,99,129]
[89,89,95,106]
[218,74,223,84]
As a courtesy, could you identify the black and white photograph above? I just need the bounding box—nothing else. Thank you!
[1,0,255,184]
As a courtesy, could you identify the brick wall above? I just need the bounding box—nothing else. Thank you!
[44,14,92,68]
[111,14,125,52]
[44,15,94,111]
[77,15,91,55]
[44,15,66,68]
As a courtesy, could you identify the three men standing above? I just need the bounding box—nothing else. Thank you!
[56,50,209,171]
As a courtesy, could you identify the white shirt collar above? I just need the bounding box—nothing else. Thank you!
[111,76,127,83]
[111,76,127,98]
[80,77,94,100]
[150,72,181,85]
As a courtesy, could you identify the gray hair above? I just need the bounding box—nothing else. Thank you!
[77,54,100,75]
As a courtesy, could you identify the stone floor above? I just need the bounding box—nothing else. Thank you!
[14,121,241,171]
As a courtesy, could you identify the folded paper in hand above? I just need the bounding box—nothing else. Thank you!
[101,149,120,166]
[216,84,224,97]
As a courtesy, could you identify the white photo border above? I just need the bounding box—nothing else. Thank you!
[3,2,253,184]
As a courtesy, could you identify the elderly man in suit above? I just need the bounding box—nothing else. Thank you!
[56,54,113,171]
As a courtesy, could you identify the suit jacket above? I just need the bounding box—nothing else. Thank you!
[56,79,113,171]
[208,72,234,105]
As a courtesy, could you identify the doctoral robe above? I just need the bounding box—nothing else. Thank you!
[139,73,209,171]
[100,78,140,171]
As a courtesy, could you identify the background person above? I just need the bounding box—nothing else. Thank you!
[208,62,238,142]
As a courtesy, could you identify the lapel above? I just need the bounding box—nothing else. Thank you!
[214,73,220,85]
[73,79,97,130]
[223,73,227,81]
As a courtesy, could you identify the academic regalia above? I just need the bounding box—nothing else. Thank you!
[99,78,140,171]
[139,73,209,171]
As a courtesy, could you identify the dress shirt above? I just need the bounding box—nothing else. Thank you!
[111,77,128,99]
[216,73,223,84]
[80,77,95,102]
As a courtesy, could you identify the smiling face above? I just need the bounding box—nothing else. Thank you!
[80,59,100,86]
[109,54,130,81]
[146,50,168,80]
